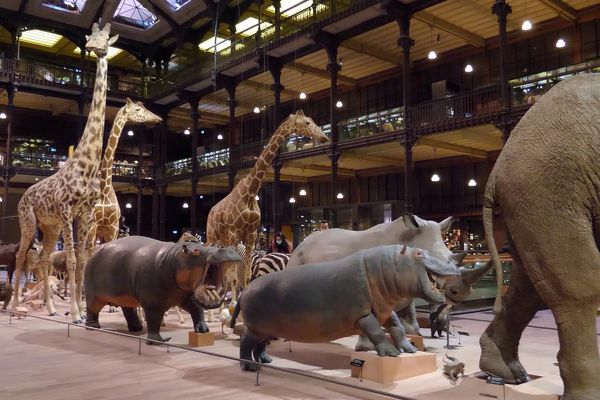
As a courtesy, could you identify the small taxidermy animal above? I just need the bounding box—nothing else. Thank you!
[443,352,465,381]
[430,304,451,338]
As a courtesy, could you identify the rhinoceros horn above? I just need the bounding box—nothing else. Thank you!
[460,260,493,285]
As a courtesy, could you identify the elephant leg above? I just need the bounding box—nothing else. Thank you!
[122,307,143,332]
[180,297,208,333]
[385,312,417,353]
[144,307,170,344]
[240,329,267,371]
[357,313,400,357]
[480,252,543,384]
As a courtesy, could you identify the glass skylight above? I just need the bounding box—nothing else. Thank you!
[267,0,324,17]
[20,30,63,47]
[165,0,191,10]
[73,46,124,60]
[113,0,158,29]
[198,36,231,53]
[235,17,272,36]
[42,0,87,13]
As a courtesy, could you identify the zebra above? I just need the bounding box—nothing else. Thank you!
[250,252,290,281]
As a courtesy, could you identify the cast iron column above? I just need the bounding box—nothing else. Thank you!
[492,0,513,143]
[272,158,283,232]
[269,58,284,129]
[159,114,168,240]
[189,98,199,234]
[159,183,167,241]
[225,83,238,191]
[326,44,340,214]
[395,5,415,213]
[1,85,15,238]
[274,0,281,39]
[136,129,144,235]
[152,121,161,239]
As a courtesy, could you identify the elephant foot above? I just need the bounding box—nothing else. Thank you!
[480,331,529,384]
[195,321,210,333]
[355,335,376,352]
[399,338,418,353]
[375,342,401,357]
[146,333,171,345]
[240,360,259,372]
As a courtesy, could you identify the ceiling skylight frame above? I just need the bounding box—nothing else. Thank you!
[113,0,159,30]
[20,29,64,48]
[41,0,88,14]
[164,0,191,11]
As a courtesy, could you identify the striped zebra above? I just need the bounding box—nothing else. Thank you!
[250,252,290,281]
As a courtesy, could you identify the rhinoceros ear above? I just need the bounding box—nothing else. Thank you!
[439,216,454,232]
[400,245,407,255]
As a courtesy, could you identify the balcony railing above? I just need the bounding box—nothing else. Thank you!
[0,58,146,99]
[164,149,230,177]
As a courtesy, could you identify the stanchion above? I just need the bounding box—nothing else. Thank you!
[9,312,12,324]
[67,323,70,337]
[138,338,142,355]
[255,365,261,386]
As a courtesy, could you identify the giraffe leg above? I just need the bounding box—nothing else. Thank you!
[38,225,61,317]
[61,220,82,323]
[11,209,36,310]
[76,214,93,316]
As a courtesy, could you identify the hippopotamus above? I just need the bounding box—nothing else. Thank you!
[231,244,461,371]
[84,236,240,343]
[0,282,13,310]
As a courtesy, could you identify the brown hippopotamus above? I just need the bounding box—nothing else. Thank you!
[231,244,461,371]
[84,236,240,343]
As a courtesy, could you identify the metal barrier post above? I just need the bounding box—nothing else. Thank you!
[138,338,142,355]
[255,365,260,386]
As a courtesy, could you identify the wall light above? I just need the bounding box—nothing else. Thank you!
[556,38,566,48]
[468,179,477,187]
[253,106,260,114]
[255,195,260,201]
[172,230,178,234]
[125,203,132,209]
[335,100,343,108]
[431,173,441,182]
[289,196,296,203]
[336,192,344,199]
[299,92,307,100]
[127,130,134,136]
[428,50,437,60]
[217,134,224,140]
[184,128,191,135]
[299,189,307,196]
[0,112,6,119]
[464,64,474,73]
[182,202,189,209]
[522,20,532,31]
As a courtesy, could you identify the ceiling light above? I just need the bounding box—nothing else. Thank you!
[428,50,437,60]
[299,92,307,100]
[125,203,132,209]
[431,173,440,182]
[35,178,39,181]
[521,20,532,31]
[184,128,191,135]
[289,196,296,203]
[235,17,272,36]
[182,202,189,209]
[299,189,307,196]
[20,29,63,47]
[255,195,260,201]
[217,134,224,140]
[468,179,477,187]
[199,195,204,199]
[0,112,6,119]
[336,192,344,199]
[253,106,260,114]
[198,36,231,53]
[127,130,134,136]
[172,230,178,234]
[201,130,205,134]
[464,64,474,73]
[0,196,3,202]
[335,100,343,108]
[556,38,566,48]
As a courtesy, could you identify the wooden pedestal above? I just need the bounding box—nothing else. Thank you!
[188,332,214,347]
[350,351,436,384]
[407,334,425,351]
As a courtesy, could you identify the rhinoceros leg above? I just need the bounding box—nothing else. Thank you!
[240,329,268,371]
[358,313,400,357]
[144,307,171,344]
[397,301,421,335]
[122,307,143,332]
[355,335,376,352]
[386,312,417,353]
[480,253,542,384]
[180,297,209,333]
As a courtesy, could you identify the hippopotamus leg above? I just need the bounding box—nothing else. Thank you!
[358,313,401,357]
[122,307,143,332]
[85,299,106,329]
[252,339,273,364]
[144,307,171,344]
[386,312,417,353]
[240,329,269,371]
[180,297,209,333]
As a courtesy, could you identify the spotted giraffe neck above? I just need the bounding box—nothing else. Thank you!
[100,107,128,192]
[70,56,108,167]
[245,119,291,196]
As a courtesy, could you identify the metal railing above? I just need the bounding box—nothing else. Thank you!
[0,309,418,400]
[164,149,230,177]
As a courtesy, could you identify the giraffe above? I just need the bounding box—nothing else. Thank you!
[11,23,118,323]
[90,99,162,244]
[206,110,329,297]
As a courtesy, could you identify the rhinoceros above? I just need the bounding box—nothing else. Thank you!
[232,244,462,371]
[84,236,240,343]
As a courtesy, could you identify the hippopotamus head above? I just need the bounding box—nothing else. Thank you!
[193,245,241,309]
[442,261,494,304]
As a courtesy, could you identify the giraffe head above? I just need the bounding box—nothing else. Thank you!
[85,22,119,58]
[122,99,163,125]
[284,110,329,143]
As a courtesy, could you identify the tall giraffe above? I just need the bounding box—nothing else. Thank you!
[11,23,118,323]
[206,110,329,294]
[90,99,162,244]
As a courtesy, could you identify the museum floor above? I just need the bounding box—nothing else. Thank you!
[0,301,599,400]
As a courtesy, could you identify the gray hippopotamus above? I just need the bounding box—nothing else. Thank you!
[84,236,240,343]
[231,244,460,371]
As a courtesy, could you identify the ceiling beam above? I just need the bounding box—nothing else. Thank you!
[18,0,29,14]
[240,79,301,98]
[456,0,520,31]
[285,162,356,177]
[413,10,485,47]
[417,137,487,158]
[535,0,577,22]
[341,38,401,65]
[341,151,402,167]
[285,62,357,86]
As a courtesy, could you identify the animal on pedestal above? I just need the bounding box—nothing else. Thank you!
[10,22,117,323]
[443,352,465,381]
[480,74,600,400]
[89,99,162,245]
[430,304,451,338]
[0,282,13,310]
[206,110,329,300]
